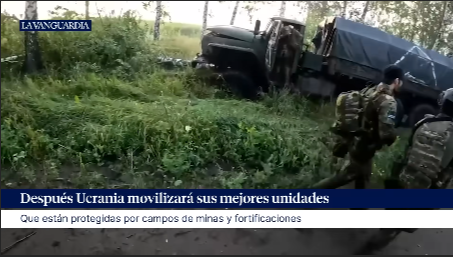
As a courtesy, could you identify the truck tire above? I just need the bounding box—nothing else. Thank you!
[220,70,258,100]
[407,104,437,127]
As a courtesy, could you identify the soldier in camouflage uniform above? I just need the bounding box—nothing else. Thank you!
[355,88,453,255]
[312,65,404,190]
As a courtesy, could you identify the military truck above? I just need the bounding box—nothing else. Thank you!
[192,16,453,127]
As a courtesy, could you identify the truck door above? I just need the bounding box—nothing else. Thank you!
[265,20,283,73]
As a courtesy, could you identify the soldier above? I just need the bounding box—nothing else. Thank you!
[355,88,453,255]
[275,25,302,88]
[311,65,404,190]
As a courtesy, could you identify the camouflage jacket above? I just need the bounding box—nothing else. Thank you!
[361,83,398,146]
[345,83,398,161]
[401,113,453,189]
[436,114,453,172]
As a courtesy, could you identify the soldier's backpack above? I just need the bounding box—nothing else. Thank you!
[332,90,366,136]
[331,85,375,137]
[399,116,453,189]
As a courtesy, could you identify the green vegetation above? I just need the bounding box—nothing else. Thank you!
[1,9,406,189]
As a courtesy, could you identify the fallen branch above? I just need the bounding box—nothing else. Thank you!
[1,231,36,255]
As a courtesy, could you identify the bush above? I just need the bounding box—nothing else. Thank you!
[1,8,183,79]
[1,73,337,188]
[0,7,404,189]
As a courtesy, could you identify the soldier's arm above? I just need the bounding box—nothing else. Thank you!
[442,134,453,169]
[438,159,453,189]
[377,96,398,146]
[436,128,453,188]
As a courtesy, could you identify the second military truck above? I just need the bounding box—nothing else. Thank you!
[192,16,453,127]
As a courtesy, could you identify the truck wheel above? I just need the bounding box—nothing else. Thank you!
[220,70,258,100]
[408,104,437,127]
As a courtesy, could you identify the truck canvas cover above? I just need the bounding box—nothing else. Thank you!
[330,17,453,91]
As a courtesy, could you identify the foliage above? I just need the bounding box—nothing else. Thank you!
[1,3,417,189]
[370,1,452,52]
[294,1,452,54]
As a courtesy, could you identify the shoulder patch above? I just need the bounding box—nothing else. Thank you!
[387,111,396,121]
[381,97,397,123]
[387,106,396,119]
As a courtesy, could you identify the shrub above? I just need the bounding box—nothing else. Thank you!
[1,7,403,189]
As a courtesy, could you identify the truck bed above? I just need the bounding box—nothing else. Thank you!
[322,17,453,95]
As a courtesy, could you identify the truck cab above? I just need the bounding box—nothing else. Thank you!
[193,17,306,97]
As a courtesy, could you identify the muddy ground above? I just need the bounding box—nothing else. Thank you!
[2,183,452,255]
[2,227,452,255]
[3,182,451,255]
[3,138,452,256]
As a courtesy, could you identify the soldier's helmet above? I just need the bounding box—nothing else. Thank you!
[438,88,453,116]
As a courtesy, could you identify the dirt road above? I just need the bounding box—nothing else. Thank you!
[2,159,451,255]
[2,227,452,255]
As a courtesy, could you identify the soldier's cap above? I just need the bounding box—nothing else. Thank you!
[383,64,405,82]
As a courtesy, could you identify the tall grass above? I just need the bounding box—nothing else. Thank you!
[0,7,404,189]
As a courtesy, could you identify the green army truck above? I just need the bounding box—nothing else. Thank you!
[191,16,453,127]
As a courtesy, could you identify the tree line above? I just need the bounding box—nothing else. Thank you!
[148,1,452,55]
[20,1,453,74]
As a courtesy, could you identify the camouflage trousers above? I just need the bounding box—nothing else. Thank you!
[354,227,423,255]
[355,206,438,255]
[354,228,403,255]
[354,176,439,255]
[311,155,373,190]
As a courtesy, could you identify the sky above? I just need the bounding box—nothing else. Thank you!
[1,1,309,29]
